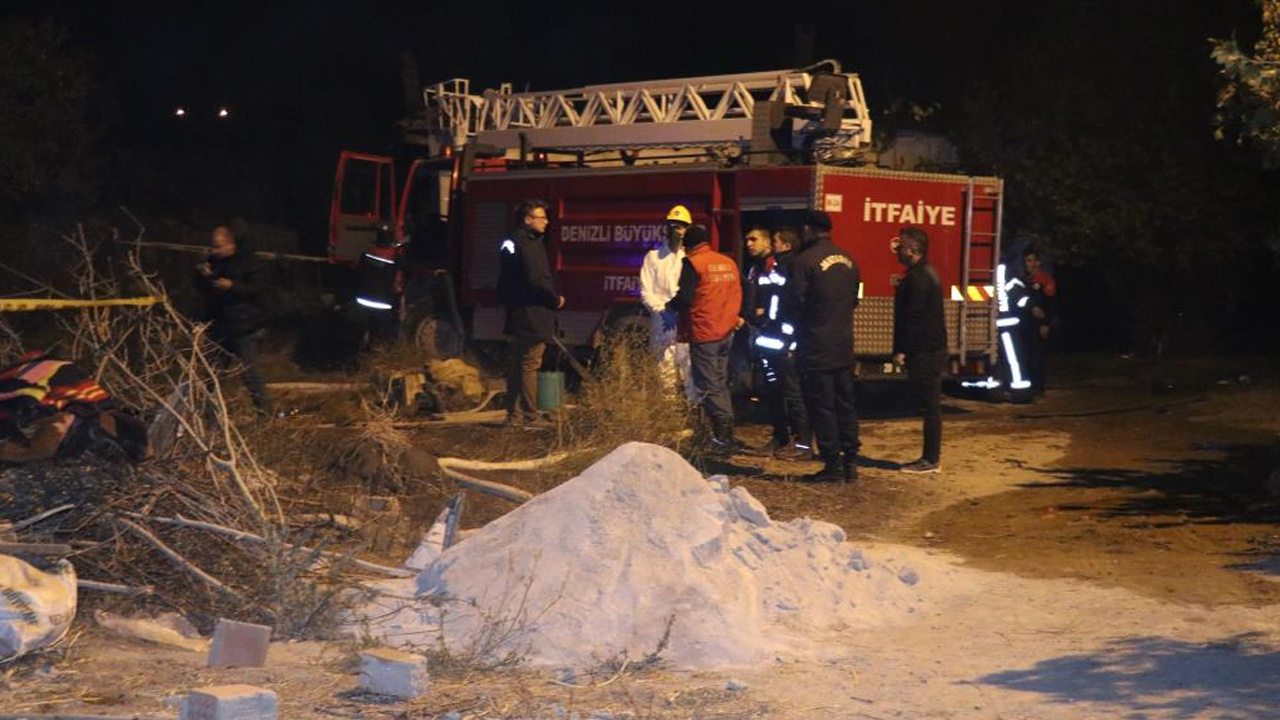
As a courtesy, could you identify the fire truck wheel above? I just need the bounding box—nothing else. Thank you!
[601,314,650,349]
[414,315,464,359]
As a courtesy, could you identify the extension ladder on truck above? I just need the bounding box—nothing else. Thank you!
[416,62,872,158]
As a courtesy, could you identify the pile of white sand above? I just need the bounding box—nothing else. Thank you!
[357,442,952,668]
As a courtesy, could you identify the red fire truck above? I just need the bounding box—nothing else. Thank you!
[328,62,1003,374]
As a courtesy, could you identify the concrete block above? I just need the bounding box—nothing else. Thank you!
[208,619,272,668]
[360,647,430,699]
[180,685,277,720]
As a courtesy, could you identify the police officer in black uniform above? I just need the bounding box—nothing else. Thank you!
[791,211,861,481]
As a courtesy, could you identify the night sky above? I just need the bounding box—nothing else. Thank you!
[10,1,1148,154]
[2,1,1265,233]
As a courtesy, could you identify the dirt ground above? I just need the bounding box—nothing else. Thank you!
[5,355,1280,719]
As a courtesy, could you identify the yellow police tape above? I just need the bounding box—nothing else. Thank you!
[0,296,161,311]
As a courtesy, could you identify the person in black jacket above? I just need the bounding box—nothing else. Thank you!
[196,225,271,413]
[891,227,947,473]
[497,200,563,425]
[792,211,860,482]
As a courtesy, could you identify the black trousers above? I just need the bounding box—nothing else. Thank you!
[218,329,271,412]
[906,349,945,464]
[800,365,859,464]
[762,352,810,446]
[1023,327,1051,396]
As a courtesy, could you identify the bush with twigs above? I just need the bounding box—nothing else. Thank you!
[0,224,402,637]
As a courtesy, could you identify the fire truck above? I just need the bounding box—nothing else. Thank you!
[328,61,1003,374]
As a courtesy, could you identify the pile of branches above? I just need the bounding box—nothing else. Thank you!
[0,225,408,636]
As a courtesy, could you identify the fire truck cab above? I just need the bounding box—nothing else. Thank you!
[329,62,1003,373]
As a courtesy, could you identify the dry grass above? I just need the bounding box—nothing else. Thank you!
[0,224,385,638]
[557,331,698,474]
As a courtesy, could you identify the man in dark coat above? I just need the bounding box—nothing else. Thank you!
[497,199,563,424]
[891,227,947,473]
[792,211,861,482]
[195,225,271,413]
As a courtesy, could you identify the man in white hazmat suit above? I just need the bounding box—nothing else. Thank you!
[639,205,694,399]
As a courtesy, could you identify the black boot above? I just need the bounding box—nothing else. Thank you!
[710,419,744,455]
[842,457,859,482]
[805,458,844,482]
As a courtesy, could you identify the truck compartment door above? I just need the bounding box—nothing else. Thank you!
[397,159,453,266]
[329,152,396,265]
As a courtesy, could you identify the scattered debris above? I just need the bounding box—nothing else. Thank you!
[179,684,278,720]
[434,452,569,504]
[0,556,76,659]
[427,358,485,403]
[403,493,465,572]
[0,541,73,556]
[94,610,207,653]
[77,579,154,596]
[354,495,403,554]
[359,647,431,699]
[208,619,272,668]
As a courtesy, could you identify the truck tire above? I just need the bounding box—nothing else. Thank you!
[414,315,464,359]
[603,314,650,346]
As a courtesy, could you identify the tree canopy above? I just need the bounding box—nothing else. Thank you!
[1213,0,1280,167]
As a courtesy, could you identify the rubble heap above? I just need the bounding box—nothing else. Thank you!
[357,442,951,668]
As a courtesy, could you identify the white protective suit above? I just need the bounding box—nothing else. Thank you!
[638,243,693,399]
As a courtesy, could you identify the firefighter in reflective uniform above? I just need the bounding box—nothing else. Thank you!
[991,260,1034,402]
[353,223,403,345]
[736,224,773,431]
[750,226,812,459]
[739,224,774,330]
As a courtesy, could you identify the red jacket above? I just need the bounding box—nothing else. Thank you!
[670,244,742,343]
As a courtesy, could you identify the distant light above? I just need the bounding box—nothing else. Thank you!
[174,107,187,117]
[217,107,230,119]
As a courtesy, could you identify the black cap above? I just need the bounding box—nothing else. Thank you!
[684,224,710,247]
[803,210,832,231]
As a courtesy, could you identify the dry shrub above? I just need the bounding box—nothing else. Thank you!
[352,554,563,678]
[565,330,693,455]
[0,225,378,637]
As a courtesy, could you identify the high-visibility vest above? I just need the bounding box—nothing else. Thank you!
[684,245,742,343]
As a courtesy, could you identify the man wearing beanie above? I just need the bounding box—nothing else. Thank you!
[665,224,744,452]
[791,210,861,481]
